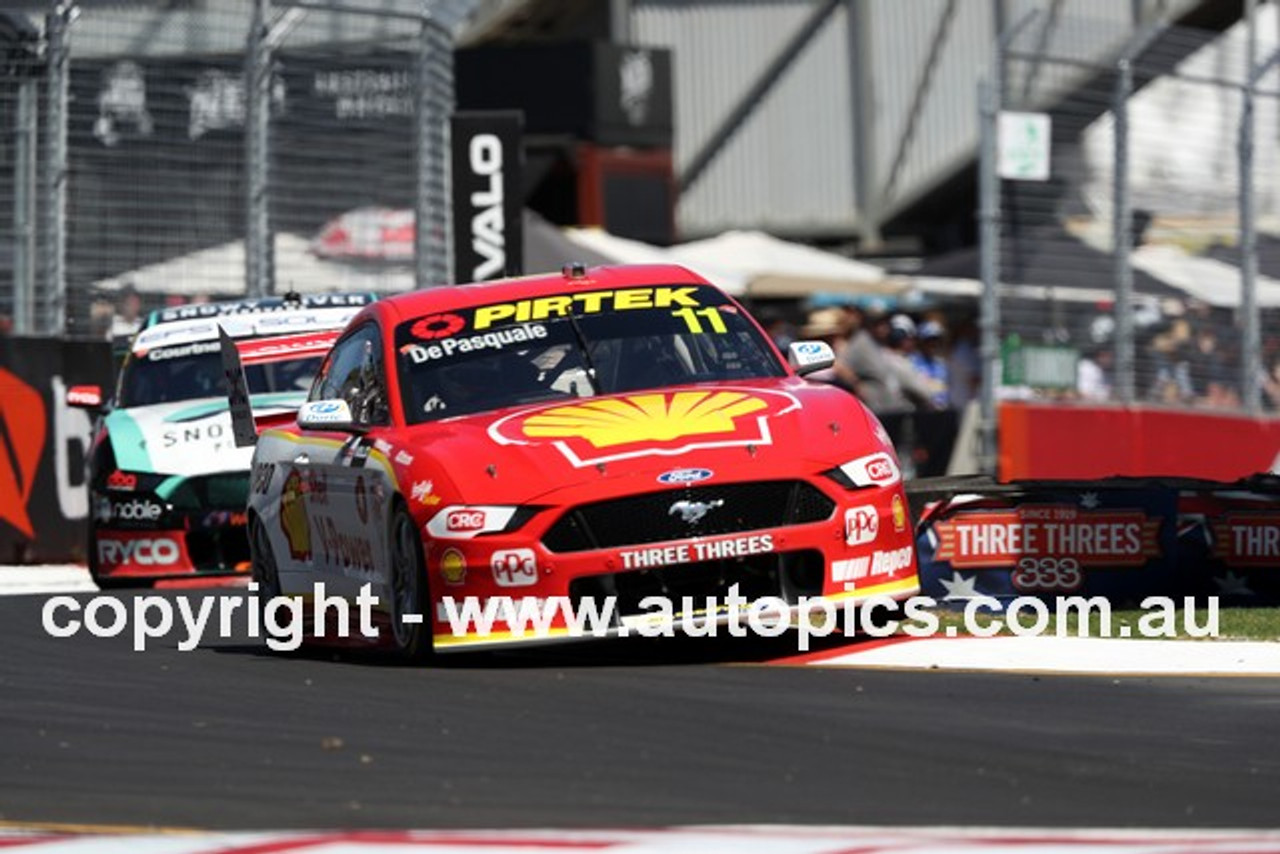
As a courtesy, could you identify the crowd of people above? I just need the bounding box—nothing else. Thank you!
[765,302,981,416]
[768,297,1280,415]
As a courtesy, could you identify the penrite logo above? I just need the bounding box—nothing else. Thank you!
[0,369,48,538]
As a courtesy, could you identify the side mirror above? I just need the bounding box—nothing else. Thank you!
[66,384,104,409]
[297,398,359,432]
[787,340,836,376]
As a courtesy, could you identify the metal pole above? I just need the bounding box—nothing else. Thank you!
[977,75,1000,476]
[1109,24,1163,406]
[415,11,453,287]
[244,0,272,297]
[978,10,1038,477]
[610,0,631,43]
[1112,57,1134,404]
[1240,11,1276,415]
[13,77,38,335]
[43,2,74,336]
[848,0,880,248]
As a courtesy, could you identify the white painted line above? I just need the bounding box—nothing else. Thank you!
[0,566,98,595]
[2,825,1280,853]
[804,635,1280,676]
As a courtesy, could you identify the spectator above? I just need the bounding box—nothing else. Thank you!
[947,317,981,410]
[833,304,895,410]
[1076,346,1113,402]
[798,307,850,388]
[883,314,940,412]
[1148,319,1194,404]
[760,310,797,354]
[109,283,144,340]
[909,320,950,407]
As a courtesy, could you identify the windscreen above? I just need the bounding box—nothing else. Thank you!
[117,341,321,407]
[394,284,786,424]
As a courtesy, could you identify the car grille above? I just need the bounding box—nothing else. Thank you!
[541,480,835,553]
[568,549,825,619]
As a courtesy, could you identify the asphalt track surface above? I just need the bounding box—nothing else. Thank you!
[1,591,1278,832]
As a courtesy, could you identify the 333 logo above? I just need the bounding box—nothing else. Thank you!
[1010,556,1083,593]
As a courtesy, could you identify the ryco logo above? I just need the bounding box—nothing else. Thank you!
[97,537,181,566]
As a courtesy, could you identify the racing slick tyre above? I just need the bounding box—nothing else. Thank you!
[86,522,132,590]
[249,515,282,601]
[388,502,431,661]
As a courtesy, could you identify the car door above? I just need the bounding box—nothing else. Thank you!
[290,323,396,603]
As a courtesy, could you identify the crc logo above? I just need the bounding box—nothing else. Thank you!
[97,537,181,566]
[844,505,879,546]
[490,548,538,587]
[668,499,724,525]
[112,499,163,522]
[657,468,713,485]
[865,456,895,482]
[447,509,486,532]
[840,452,900,487]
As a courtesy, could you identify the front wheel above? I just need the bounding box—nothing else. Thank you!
[388,503,430,661]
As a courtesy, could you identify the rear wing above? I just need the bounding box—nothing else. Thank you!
[220,326,341,447]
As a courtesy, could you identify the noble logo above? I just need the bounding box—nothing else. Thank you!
[0,369,47,538]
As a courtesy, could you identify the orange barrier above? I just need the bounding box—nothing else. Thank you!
[999,402,1280,481]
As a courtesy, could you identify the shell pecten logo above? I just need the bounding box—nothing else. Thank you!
[490,389,800,467]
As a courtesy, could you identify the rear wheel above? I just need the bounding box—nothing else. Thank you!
[388,503,429,661]
[86,522,132,590]
[249,515,282,600]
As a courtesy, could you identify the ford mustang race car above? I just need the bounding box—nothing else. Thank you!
[241,265,919,657]
[69,293,374,586]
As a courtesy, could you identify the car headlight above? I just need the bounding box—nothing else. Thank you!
[823,451,901,489]
[424,505,542,539]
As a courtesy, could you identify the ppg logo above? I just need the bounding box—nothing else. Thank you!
[844,505,879,546]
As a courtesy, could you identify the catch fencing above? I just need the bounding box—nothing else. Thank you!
[0,0,453,339]
[976,8,1280,470]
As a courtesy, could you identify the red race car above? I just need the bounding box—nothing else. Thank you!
[240,265,918,657]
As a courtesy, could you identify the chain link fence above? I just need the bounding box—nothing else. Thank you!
[0,0,455,339]
[973,7,1280,468]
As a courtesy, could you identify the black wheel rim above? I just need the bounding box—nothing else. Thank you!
[390,512,421,649]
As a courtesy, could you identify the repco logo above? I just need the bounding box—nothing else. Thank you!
[447,510,486,532]
[97,537,180,566]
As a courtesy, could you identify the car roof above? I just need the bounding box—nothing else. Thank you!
[141,293,376,329]
[370,264,717,326]
[131,293,377,354]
